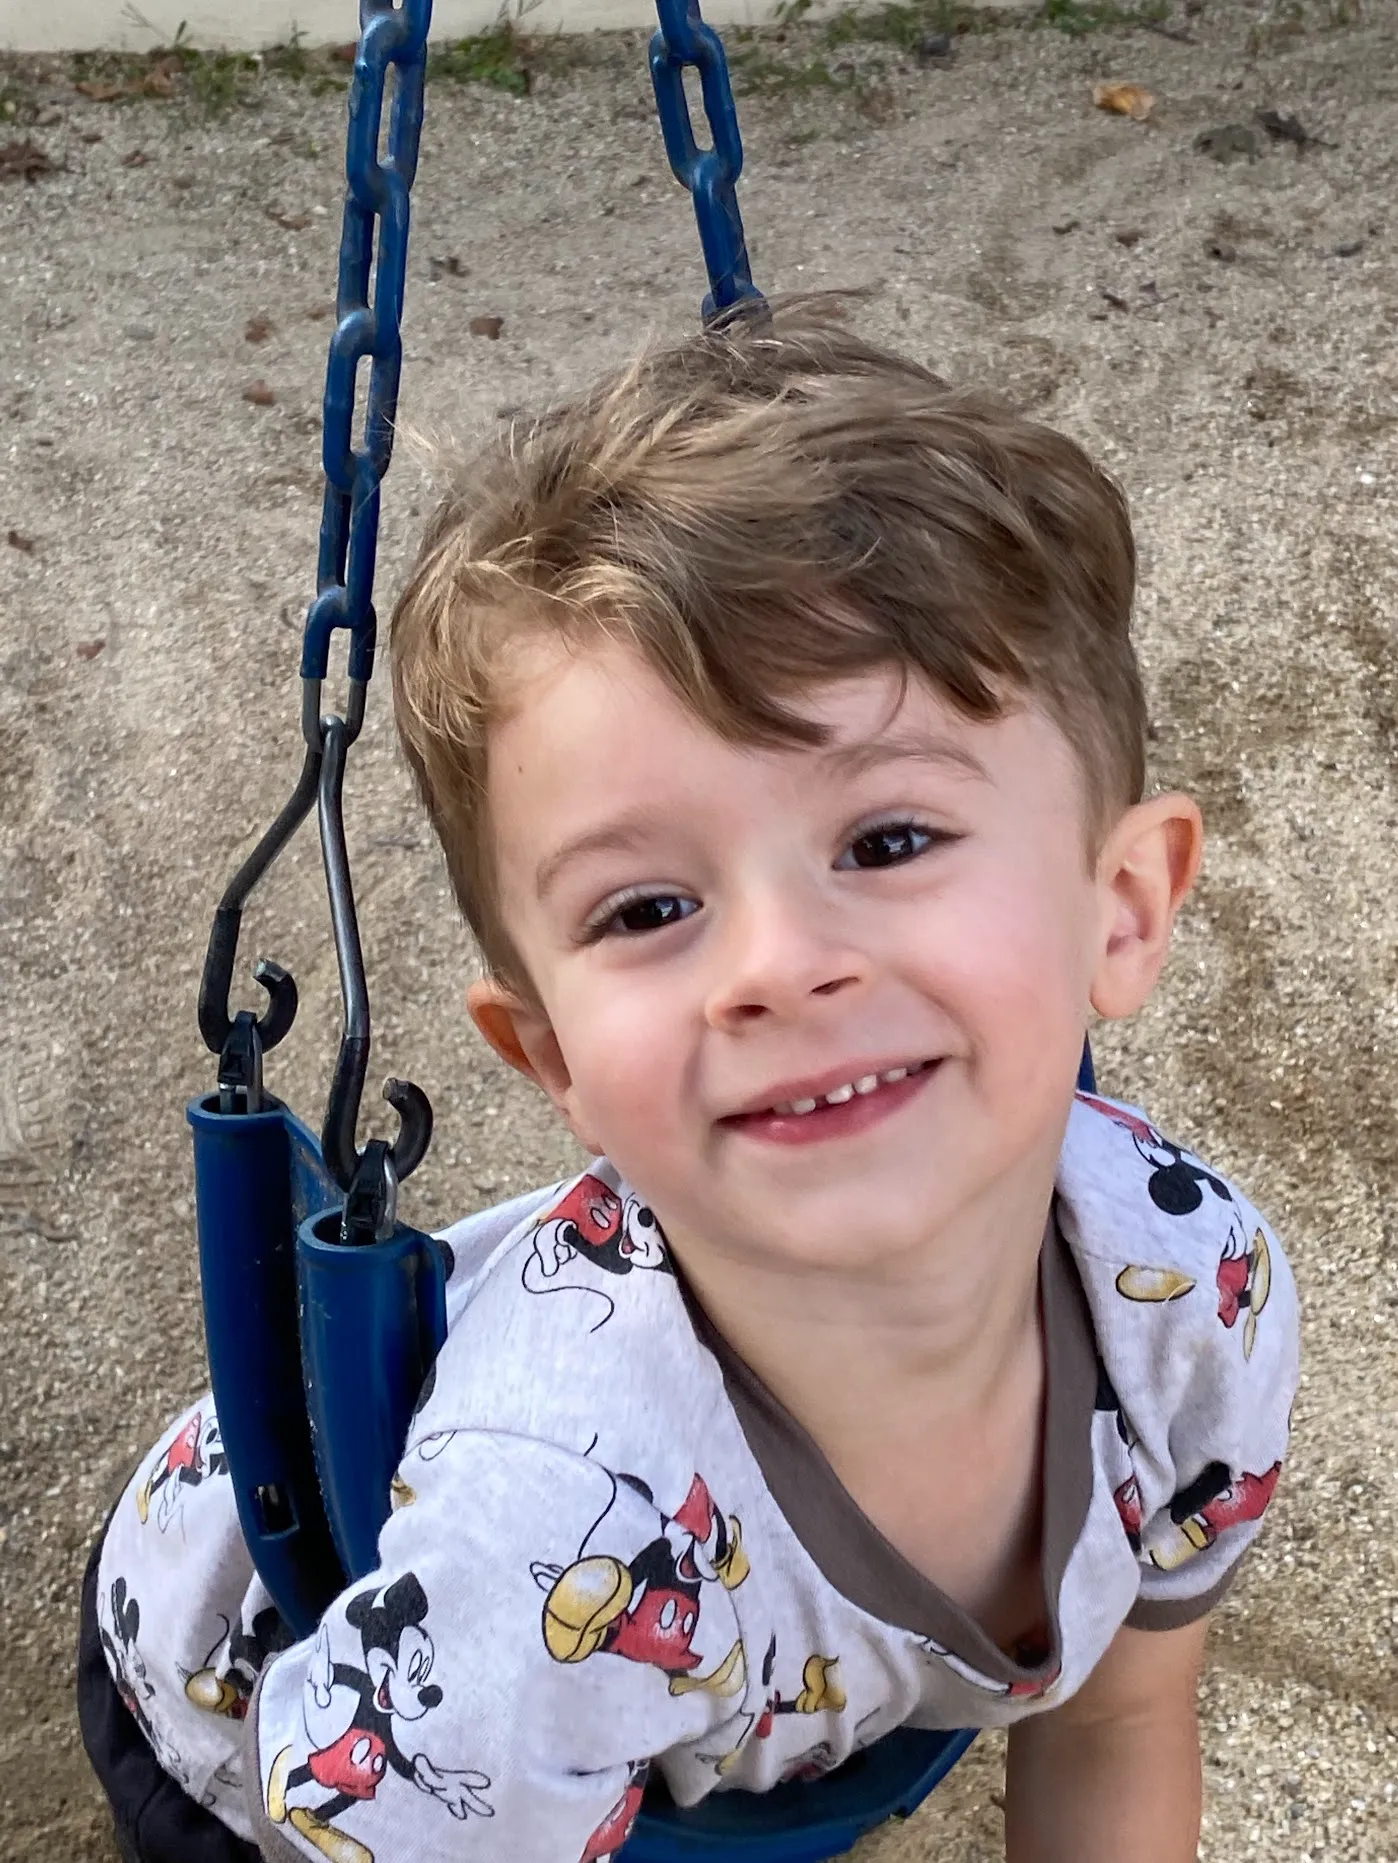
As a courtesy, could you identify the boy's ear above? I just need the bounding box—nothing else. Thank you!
[466,979,600,1152]
[1090,793,1203,1021]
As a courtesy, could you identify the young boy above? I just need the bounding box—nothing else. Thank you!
[80,307,1298,1863]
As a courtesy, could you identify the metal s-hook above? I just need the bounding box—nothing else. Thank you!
[198,745,322,1104]
[316,716,433,1201]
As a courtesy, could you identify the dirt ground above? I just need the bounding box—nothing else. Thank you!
[3,3,1397,1858]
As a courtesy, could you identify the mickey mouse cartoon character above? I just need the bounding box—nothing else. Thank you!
[702,1634,846,1778]
[1114,1214,1272,1361]
[579,1761,650,1863]
[1076,1094,1232,1218]
[134,1407,228,1532]
[100,1575,187,1785]
[184,1603,296,1720]
[533,1471,750,1699]
[523,1176,671,1329]
[1145,1460,1281,1572]
[1215,1221,1271,1359]
[266,1572,492,1863]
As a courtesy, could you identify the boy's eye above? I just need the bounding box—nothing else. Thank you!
[595,893,700,938]
[838,823,941,870]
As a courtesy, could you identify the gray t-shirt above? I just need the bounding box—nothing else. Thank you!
[95,1092,1298,1863]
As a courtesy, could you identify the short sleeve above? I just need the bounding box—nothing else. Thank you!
[1125,1194,1299,1631]
[242,1428,746,1863]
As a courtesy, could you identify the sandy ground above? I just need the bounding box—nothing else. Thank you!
[2,4,1397,1858]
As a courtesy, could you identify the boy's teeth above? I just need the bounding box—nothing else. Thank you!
[768,1061,927,1116]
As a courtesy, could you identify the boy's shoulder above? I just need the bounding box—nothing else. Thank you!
[419,1162,732,1471]
[1057,1090,1297,1445]
[1059,1089,1275,1279]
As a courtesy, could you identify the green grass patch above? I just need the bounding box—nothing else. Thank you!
[823,0,984,49]
[1038,0,1169,32]
[729,43,856,97]
[429,20,533,95]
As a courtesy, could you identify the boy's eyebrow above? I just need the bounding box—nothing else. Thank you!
[535,734,986,900]
[824,729,989,782]
[535,811,667,902]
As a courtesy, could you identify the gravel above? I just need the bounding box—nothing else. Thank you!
[3,6,1397,1856]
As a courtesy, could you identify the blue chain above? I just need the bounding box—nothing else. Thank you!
[300,0,432,735]
[650,0,764,322]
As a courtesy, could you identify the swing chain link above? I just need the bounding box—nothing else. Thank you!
[300,0,432,737]
[650,0,764,322]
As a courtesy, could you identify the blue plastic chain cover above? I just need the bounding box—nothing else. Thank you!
[298,1210,448,1583]
[649,0,761,320]
[188,1094,348,1638]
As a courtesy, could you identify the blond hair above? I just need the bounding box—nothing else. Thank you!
[391,303,1144,998]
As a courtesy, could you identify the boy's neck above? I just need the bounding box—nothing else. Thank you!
[668,1161,1053,1471]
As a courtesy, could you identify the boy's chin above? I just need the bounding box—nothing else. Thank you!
[726,1180,967,1276]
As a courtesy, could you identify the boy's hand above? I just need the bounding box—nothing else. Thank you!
[1005,1618,1208,1863]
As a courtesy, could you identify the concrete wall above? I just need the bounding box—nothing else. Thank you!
[1,0,787,56]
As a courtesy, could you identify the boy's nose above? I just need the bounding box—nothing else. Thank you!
[703,893,868,1029]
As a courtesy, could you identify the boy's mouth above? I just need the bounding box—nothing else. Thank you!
[721,1058,938,1145]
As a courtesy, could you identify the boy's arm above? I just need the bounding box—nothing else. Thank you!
[240,1429,743,1863]
[1004,1618,1208,1863]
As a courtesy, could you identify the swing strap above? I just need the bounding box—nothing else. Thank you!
[651,0,764,322]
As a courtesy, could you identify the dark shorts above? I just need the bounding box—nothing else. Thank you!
[77,1523,262,1863]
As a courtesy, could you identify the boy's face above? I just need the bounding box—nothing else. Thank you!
[473,638,1198,1279]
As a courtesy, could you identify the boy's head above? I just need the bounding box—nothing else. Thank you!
[392,306,1200,1275]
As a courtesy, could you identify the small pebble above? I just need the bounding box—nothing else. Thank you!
[916,31,956,65]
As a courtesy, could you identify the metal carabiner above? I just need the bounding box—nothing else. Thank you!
[316,714,433,1198]
[198,744,323,1106]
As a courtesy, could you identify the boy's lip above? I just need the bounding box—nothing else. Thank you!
[720,1056,937,1121]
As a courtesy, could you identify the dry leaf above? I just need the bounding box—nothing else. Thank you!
[75,638,106,660]
[1093,82,1154,122]
[6,529,35,552]
[144,58,178,96]
[75,60,175,104]
[469,315,504,340]
[243,379,277,406]
[245,314,274,343]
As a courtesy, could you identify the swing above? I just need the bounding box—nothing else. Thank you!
[191,3,1092,1853]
